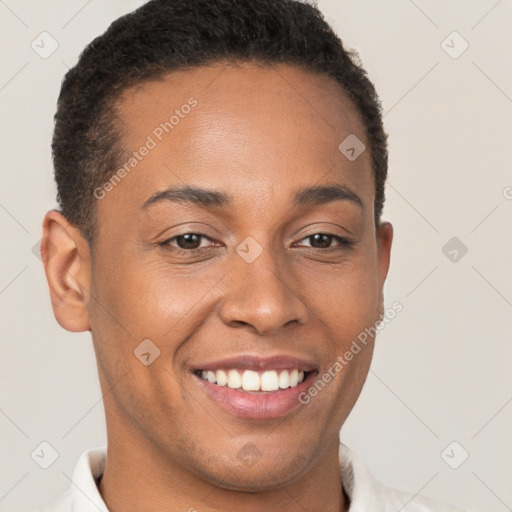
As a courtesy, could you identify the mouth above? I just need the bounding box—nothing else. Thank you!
[194,368,309,392]
[190,357,319,419]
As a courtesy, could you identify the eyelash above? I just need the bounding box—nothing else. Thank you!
[159,232,354,255]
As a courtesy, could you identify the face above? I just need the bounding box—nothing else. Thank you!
[45,61,392,491]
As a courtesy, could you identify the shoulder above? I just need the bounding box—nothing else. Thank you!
[339,443,474,512]
[32,446,108,512]
[32,489,73,512]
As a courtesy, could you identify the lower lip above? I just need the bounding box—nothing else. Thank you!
[193,372,317,420]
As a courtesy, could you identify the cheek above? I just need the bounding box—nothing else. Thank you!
[300,255,381,334]
[88,261,192,426]
[91,255,219,336]
[88,258,229,393]
[126,264,226,338]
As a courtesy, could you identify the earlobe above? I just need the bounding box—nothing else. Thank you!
[376,221,393,282]
[41,210,92,332]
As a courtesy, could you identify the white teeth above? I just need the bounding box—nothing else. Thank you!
[241,370,260,391]
[200,368,307,392]
[278,369,290,389]
[227,369,242,389]
[261,370,279,391]
[216,369,228,386]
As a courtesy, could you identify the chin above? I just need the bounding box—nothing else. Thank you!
[188,447,313,492]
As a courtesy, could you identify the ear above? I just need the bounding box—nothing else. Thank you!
[41,210,91,332]
[375,221,393,314]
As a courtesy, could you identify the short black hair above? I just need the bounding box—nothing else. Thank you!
[53,0,388,246]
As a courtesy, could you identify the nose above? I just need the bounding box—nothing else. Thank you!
[219,247,309,336]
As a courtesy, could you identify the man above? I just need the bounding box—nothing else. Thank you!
[38,0,471,510]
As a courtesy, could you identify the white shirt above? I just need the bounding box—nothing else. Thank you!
[35,443,470,511]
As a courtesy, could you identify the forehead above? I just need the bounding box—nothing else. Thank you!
[117,61,367,146]
[103,61,373,217]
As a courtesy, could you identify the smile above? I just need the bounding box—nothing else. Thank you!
[197,368,307,392]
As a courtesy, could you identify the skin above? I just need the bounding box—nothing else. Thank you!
[42,61,393,512]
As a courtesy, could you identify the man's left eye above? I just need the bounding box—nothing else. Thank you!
[297,233,353,250]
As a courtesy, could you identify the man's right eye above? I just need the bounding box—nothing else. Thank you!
[160,233,218,253]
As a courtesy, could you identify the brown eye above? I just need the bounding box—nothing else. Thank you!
[175,233,204,249]
[161,233,215,252]
[308,233,333,249]
[296,233,353,251]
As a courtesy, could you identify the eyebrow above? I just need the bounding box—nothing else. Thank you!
[141,184,363,210]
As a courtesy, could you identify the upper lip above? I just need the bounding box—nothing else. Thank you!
[191,355,319,373]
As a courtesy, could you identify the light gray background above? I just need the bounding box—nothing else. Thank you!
[1,1,511,511]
